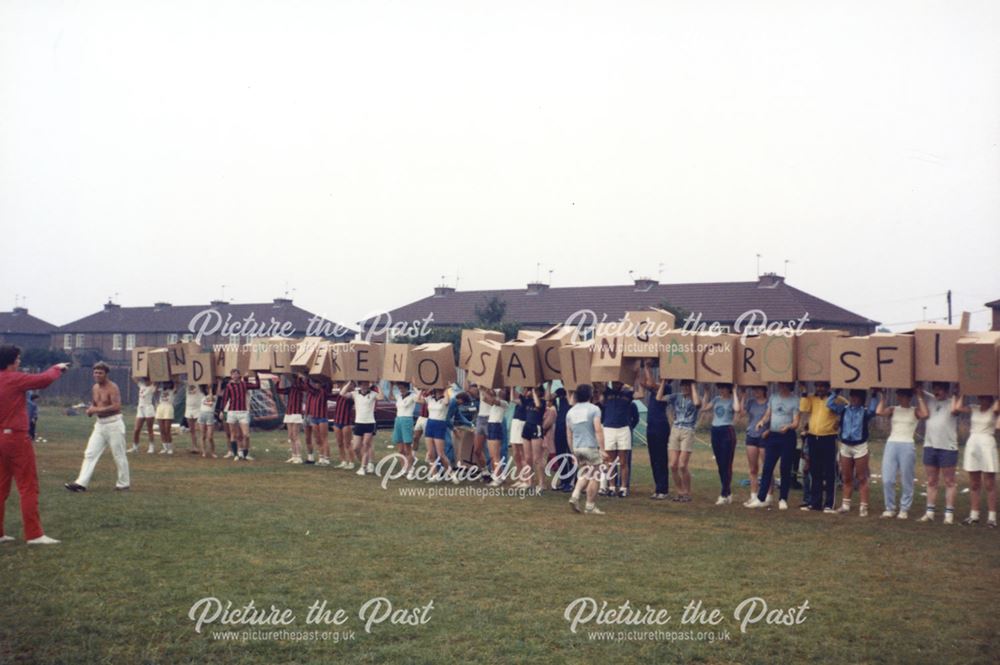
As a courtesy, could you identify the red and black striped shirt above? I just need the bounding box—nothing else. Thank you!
[305,382,329,419]
[223,376,260,412]
[277,378,305,415]
[333,391,354,425]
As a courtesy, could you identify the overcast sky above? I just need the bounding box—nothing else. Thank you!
[2,0,998,332]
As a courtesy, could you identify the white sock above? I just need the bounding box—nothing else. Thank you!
[989,511,997,522]
[970,510,980,520]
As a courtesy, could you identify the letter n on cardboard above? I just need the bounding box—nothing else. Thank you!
[558,343,593,390]
[382,344,412,382]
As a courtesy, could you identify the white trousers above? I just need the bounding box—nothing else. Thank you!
[76,416,130,489]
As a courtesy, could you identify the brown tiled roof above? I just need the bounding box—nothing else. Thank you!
[361,278,878,330]
[57,300,352,337]
[0,309,56,335]
[986,299,1000,308]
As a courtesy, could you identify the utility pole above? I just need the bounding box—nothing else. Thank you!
[756,254,761,277]
[947,290,952,324]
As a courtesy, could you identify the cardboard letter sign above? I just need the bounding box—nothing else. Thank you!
[759,332,796,383]
[459,329,505,369]
[187,352,214,386]
[914,322,966,383]
[501,341,542,387]
[467,339,504,389]
[696,333,737,384]
[736,336,764,386]
[248,339,273,372]
[795,330,847,383]
[558,343,593,390]
[382,344,412,382]
[831,336,873,389]
[409,343,457,390]
[290,336,324,372]
[148,348,171,383]
[870,333,914,389]
[269,337,295,373]
[309,342,333,380]
[132,347,151,379]
[659,331,697,380]
[623,308,676,358]
[168,342,200,377]
[535,325,576,381]
[342,342,382,382]
[956,332,1000,396]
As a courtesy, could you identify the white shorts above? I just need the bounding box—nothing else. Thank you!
[184,408,200,420]
[226,411,250,425]
[415,416,428,432]
[136,404,156,419]
[964,435,999,473]
[509,419,525,445]
[839,442,869,459]
[283,413,304,425]
[604,426,632,451]
[155,404,174,421]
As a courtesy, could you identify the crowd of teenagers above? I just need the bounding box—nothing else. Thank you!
[2,341,999,545]
[125,359,998,524]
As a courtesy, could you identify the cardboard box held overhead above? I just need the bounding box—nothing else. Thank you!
[408,343,457,390]
[795,330,847,383]
[459,329,505,369]
[466,339,504,389]
[957,332,1000,396]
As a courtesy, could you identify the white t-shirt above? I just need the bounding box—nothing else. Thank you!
[200,395,217,414]
[488,400,508,424]
[887,406,917,444]
[159,388,175,405]
[352,391,379,424]
[395,392,417,418]
[477,399,492,418]
[426,396,448,421]
[185,387,203,411]
[137,384,156,408]
[924,396,958,450]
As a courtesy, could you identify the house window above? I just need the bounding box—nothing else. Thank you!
[75,334,85,348]
[126,334,135,350]
[182,333,193,343]
[167,333,179,344]
[112,334,123,350]
[63,334,72,350]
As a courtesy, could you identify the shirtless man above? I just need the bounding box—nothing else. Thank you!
[65,362,131,492]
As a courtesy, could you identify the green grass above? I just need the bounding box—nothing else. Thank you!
[1,407,997,664]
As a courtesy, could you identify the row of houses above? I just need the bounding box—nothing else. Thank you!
[4,276,998,369]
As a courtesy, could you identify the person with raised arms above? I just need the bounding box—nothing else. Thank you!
[276,374,306,464]
[0,344,68,545]
[826,389,877,517]
[798,381,840,513]
[662,379,700,502]
[917,382,962,524]
[222,369,261,461]
[566,384,608,515]
[184,382,204,455]
[331,381,356,469]
[155,380,177,455]
[482,387,509,487]
[640,364,671,501]
[700,383,742,505]
[520,386,548,494]
[130,376,157,454]
[304,378,331,466]
[417,388,459,484]
[65,362,130,493]
[741,385,770,506]
[955,394,999,527]
[341,380,382,476]
[746,382,800,511]
[876,389,929,520]
[390,382,418,479]
[599,380,635,498]
[197,384,218,458]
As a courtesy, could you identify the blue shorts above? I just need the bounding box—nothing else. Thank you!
[487,422,504,441]
[353,422,376,437]
[746,435,764,447]
[392,416,414,444]
[923,447,958,468]
[425,419,447,440]
[309,416,328,426]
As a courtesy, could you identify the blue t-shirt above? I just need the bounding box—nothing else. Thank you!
[646,384,672,427]
[710,395,735,427]
[567,402,602,449]
[522,395,543,426]
[602,387,634,428]
[768,394,799,431]
[744,398,768,438]
[666,393,699,430]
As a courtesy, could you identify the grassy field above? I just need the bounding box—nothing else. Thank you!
[1,406,997,664]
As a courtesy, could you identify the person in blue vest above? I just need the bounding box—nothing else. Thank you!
[827,389,879,517]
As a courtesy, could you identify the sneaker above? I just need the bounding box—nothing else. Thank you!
[715,496,729,506]
[800,505,812,512]
[762,495,773,507]
[745,497,765,509]
[962,516,980,525]
[651,493,667,500]
[597,488,608,496]
[147,446,156,454]
[0,535,15,544]
[126,445,138,453]
[317,458,330,467]
[366,463,375,474]
[859,505,869,517]
[778,500,788,510]
[584,505,605,515]
[158,448,167,454]
[918,513,935,523]
[881,510,895,519]
[291,456,303,464]
[823,507,837,514]
[26,535,60,545]
[166,448,174,455]
[115,486,130,491]
[836,505,851,514]
[232,455,242,462]
[284,456,297,463]
[356,465,366,476]
[306,453,315,464]
[64,482,86,492]
[896,511,908,520]
[451,472,461,485]
[489,477,503,488]
[619,488,629,498]
[988,519,997,528]
[944,513,954,525]
[569,496,581,513]
[222,451,233,459]
[343,462,355,470]
[678,495,692,503]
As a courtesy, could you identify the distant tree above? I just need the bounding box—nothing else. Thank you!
[19,347,71,370]
[657,300,691,324]
[474,296,507,326]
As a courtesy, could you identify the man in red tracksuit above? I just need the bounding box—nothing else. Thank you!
[0,344,67,545]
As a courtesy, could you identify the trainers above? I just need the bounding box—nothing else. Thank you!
[284,456,297,463]
[243,455,254,461]
[317,458,330,466]
[451,472,461,485]
[343,462,355,470]
[881,510,895,519]
[823,507,837,515]
[896,511,908,520]
[745,497,765,509]
[126,445,138,453]
[356,465,367,476]
[306,453,315,464]
[291,456,303,464]
[778,500,788,510]
[584,505,605,515]
[0,535,15,544]
[988,519,997,528]
[962,516,980,525]
[222,451,233,458]
[569,496,581,513]
[918,513,935,523]
[366,463,375,474]
[619,488,629,498]
[836,505,851,514]
[715,496,728,506]
[944,512,954,525]
[64,482,86,492]
[800,505,812,512]
[147,446,156,454]
[26,535,60,545]
[859,504,869,517]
